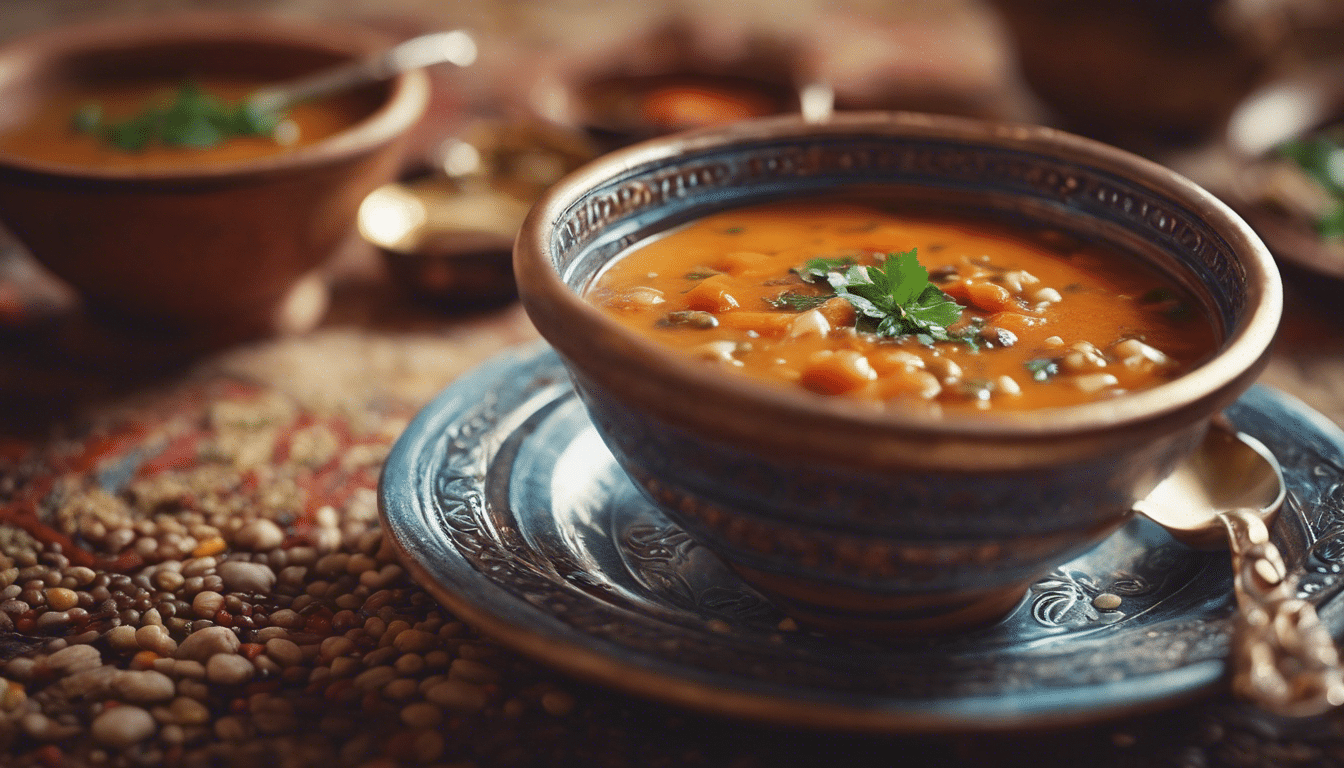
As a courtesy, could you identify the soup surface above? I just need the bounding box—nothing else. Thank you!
[0,78,375,169]
[587,202,1217,412]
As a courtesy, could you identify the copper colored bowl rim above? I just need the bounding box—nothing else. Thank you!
[0,12,429,183]
[515,111,1283,439]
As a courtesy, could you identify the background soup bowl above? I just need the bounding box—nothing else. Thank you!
[0,13,429,336]
[514,112,1282,634]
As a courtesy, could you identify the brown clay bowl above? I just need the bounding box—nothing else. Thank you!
[0,13,429,335]
[514,112,1282,634]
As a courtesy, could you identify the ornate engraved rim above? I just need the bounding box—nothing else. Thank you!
[514,112,1281,443]
[379,343,1344,733]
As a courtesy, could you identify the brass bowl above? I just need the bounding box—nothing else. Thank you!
[359,118,596,308]
[514,112,1281,634]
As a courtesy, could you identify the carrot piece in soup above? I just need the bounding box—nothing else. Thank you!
[799,350,877,395]
[683,274,741,312]
[714,311,796,336]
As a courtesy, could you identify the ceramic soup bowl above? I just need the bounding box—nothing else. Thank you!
[0,13,428,337]
[513,112,1281,634]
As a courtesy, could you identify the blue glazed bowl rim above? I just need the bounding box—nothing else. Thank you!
[515,111,1282,438]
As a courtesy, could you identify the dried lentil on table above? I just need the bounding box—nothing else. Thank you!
[0,380,590,767]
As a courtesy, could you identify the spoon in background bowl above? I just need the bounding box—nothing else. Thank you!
[1134,420,1344,717]
[246,29,477,116]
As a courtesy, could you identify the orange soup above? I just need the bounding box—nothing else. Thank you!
[587,202,1217,412]
[0,77,376,169]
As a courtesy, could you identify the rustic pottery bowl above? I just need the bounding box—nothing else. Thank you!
[0,13,429,336]
[514,112,1282,634]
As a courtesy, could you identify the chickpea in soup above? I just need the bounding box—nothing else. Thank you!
[587,203,1217,412]
[0,78,376,169]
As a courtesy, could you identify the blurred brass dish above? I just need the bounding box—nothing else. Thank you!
[360,118,596,307]
[360,182,525,308]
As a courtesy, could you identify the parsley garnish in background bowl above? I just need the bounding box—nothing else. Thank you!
[1275,126,1344,240]
[71,82,288,152]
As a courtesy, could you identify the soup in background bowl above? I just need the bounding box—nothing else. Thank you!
[0,76,379,169]
[514,112,1281,634]
[0,13,429,337]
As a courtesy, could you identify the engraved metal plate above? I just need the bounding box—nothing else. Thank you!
[378,342,1344,732]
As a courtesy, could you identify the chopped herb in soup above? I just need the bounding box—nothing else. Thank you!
[0,78,377,168]
[71,81,286,153]
[1275,125,1344,239]
[587,203,1217,412]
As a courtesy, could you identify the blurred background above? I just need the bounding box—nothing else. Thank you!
[3,0,1344,428]
[3,0,1342,153]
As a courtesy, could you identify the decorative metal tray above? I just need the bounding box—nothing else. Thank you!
[378,342,1344,732]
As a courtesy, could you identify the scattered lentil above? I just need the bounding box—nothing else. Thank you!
[217,560,277,593]
[234,519,284,551]
[1093,593,1124,611]
[205,653,255,685]
[111,670,175,703]
[0,380,850,768]
[90,705,157,748]
[264,637,303,667]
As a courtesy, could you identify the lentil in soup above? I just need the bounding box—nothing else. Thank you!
[587,202,1217,412]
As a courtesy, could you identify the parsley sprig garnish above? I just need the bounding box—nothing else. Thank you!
[1277,130,1344,239]
[72,82,286,153]
[793,249,965,342]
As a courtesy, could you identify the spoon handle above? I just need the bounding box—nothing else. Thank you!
[247,30,477,114]
[1220,507,1344,716]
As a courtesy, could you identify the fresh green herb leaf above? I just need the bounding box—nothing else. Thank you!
[763,291,831,312]
[1279,135,1344,195]
[794,256,858,284]
[824,250,964,340]
[233,100,284,136]
[74,81,287,153]
[1321,202,1344,239]
[952,330,982,352]
[1025,358,1059,382]
[792,249,965,341]
[1277,132,1344,238]
[106,115,156,152]
[71,103,102,133]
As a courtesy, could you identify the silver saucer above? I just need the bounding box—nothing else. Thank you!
[379,341,1344,732]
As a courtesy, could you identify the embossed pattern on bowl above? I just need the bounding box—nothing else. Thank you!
[513,112,1282,633]
[379,344,1344,730]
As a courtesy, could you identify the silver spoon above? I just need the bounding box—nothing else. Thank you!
[1134,420,1344,717]
[246,29,477,115]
